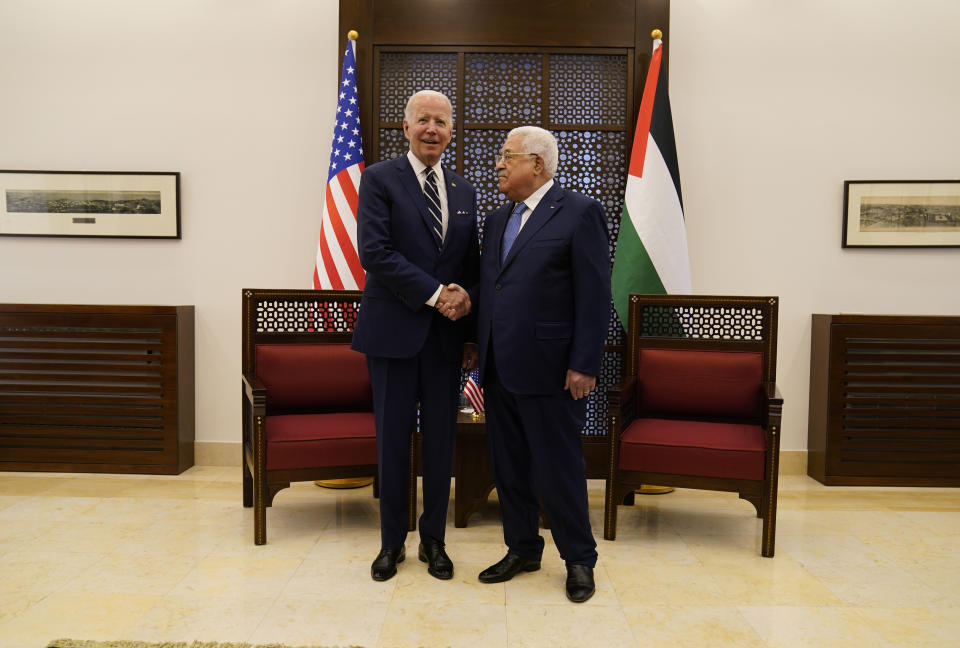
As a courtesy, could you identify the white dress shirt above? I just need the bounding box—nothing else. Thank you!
[513,178,555,230]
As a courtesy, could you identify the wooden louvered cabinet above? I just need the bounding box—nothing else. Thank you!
[0,304,194,474]
[808,314,960,486]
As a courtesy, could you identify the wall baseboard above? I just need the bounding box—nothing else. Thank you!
[195,441,241,467]
[194,441,809,476]
[779,450,806,475]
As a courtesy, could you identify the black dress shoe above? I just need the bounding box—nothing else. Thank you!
[565,564,595,603]
[478,552,541,583]
[371,546,405,581]
[418,541,454,580]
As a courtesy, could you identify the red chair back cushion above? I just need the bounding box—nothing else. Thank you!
[637,348,763,419]
[255,343,372,413]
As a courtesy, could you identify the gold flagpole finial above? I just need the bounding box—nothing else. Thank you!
[651,29,663,39]
[347,29,359,40]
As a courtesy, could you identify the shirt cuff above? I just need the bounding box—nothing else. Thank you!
[425,284,443,308]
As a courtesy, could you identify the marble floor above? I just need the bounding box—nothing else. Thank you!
[0,467,957,648]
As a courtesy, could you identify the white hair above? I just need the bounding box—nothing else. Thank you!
[507,126,558,177]
[403,90,453,122]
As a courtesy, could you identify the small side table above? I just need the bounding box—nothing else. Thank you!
[453,410,495,527]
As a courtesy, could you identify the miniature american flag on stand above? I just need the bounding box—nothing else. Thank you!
[463,372,484,413]
[313,36,365,290]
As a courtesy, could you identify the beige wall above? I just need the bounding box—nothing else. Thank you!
[1,0,958,452]
[0,0,339,453]
[670,0,960,449]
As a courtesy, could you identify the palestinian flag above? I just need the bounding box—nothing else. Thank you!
[611,33,691,329]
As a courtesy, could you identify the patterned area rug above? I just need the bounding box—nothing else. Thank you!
[48,641,364,648]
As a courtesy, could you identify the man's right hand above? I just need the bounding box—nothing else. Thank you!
[436,283,471,321]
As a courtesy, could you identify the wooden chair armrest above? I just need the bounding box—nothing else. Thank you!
[761,381,783,432]
[762,381,783,405]
[607,375,636,411]
[242,371,267,410]
[607,375,637,451]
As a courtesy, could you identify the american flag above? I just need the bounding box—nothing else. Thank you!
[314,38,365,290]
[463,373,484,413]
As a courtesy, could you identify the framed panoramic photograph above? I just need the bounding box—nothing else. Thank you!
[843,180,960,248]
[0,170,180,239]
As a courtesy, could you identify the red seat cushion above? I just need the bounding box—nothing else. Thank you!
[618,417,766,480]
[265,412,376,470]
[637,348,763,419]
[255,343,372,413]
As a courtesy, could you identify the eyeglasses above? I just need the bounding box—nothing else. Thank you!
[494,152,538,165]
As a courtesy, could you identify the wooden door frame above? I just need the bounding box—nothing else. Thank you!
[338,0,671,161]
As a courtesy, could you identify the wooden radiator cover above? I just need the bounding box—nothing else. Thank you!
[0,304,195,474]
[808,314,960,486]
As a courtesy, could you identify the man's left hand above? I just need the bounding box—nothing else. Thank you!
[564,369,596,400]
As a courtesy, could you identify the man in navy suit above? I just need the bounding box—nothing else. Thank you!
[351,90,479,582]
[474,126,610,602]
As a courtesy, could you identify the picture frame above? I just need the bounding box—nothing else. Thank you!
[0,170,180,239]
[842,180,960,248]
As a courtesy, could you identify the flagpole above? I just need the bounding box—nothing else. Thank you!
[316,28,375,491]
[348,29,359,51]
[634,26,675,497]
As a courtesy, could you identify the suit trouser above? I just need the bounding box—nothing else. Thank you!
[484,352,598,567]
[366,323,459,551]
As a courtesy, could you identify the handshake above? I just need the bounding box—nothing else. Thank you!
[436,283,471,321]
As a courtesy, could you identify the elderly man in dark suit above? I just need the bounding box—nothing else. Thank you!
[474,126,611,602]
[352,90,479,582]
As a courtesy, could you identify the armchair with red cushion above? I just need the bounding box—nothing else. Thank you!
[605,295,783,556]
[241,289,415,545]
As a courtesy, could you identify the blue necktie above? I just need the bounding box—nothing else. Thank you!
[500,201,526,264]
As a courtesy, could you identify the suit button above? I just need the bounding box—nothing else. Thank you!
[495,283,502,290]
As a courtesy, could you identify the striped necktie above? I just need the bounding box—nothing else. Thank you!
[500,201,526,264]
[423,167,443,249]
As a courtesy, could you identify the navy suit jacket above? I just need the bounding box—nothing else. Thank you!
[351,155,479,362]
[476,183,611,395]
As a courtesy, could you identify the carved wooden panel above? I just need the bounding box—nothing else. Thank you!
[340,0,672,447]
[0,304,194,474]
[808,314,960,486]
[373,50,629,435]
[639,304,768,341]
[253,297,360,334]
